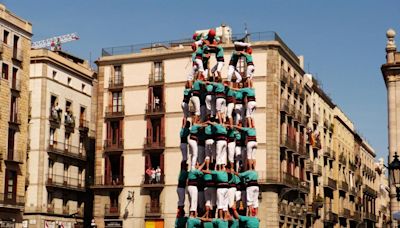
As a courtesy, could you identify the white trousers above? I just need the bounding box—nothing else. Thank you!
[211,61,224,74]
[234,104,245,125]
[190,96,201,116]
[246,101,256,118]
[187,64,198,81]
[228,187,237,208]
[227,65,242,83]
[198,145,205,164]
[180,143,188,161]
[188,138,198,169]
[216,140,227,165]
[227,141,236,163]
[217,188,229,211]
[205,95,216,117]
[246,65,255,79]
[177,187,186,207]
[188,185,198,212]
[181,102,190,118]
[246,186,259,208]
[216,98,226,113]
[205,139,215,161]
[235,190,242,202]
[226,102,235,119]
[205,187,217,208]
[195,59,204,72]
[247,141,257,160]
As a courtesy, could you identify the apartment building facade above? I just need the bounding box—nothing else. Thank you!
[92,29,388,228]
[24,49,96,228]
[0,4,32,227]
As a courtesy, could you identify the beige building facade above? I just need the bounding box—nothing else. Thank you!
[24,49,96,228]
[92,28,387,228]
[0,4,32,227]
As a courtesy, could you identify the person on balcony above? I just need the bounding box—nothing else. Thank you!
[187,162,205,218]
[237,170,259,217]
[155,166,161,183]
[51,102,62,120]
[145,166,153,184]
[177,162,188,214]
[151,168,156,184]
[154,96,160,111]
[180,121,191,162]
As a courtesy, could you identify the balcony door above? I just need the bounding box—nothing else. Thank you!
[112,92,122,113]
[4,170,17,203]
[7,129,15,160]
[108,121,121,147]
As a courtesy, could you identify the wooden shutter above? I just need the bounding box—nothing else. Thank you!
[120,155,124,183]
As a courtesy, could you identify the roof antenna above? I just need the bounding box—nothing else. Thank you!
[244,22,248,35]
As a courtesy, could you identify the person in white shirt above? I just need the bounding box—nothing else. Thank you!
[155,166,161,183]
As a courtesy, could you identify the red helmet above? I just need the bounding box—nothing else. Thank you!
[208,29,216,37]
[192,33,198,40]
[246,47,253,54]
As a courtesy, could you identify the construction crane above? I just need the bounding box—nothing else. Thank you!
[32,33,79,51]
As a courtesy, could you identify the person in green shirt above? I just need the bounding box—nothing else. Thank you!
[231,202,260,228]
[202,171,216,219]
[187,217,202,228]
[205,79,216,120]
[188,162,205,217]
[209,122,227,170]
[238,170,259,217]
[227,127,236,170]
[204,121,216,171]
[235,126,257,170]
[233,83,245,126]
[225,84,236,127]
[180,121,191,162]
[175,215,188,228]
[182,82,192,126]
[242,48,255,88]
[227,51,242,87]
[190,79,205,124]
[240,86,256,128]
[202,221,214,228]
[200,218,229,228]
[213,76,226,124]
[203,166,229,220]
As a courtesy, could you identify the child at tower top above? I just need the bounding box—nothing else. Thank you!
[201,29,225,79]
[227,51,242,87]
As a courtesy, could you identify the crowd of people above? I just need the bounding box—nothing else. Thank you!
[175,28,260,228]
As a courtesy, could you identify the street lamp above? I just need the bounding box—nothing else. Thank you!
[389,152,400,200]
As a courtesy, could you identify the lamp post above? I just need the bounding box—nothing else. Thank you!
[388,152,400,228]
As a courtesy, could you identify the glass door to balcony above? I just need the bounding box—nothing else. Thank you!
[4,170,16,204]
[112,92,122,113]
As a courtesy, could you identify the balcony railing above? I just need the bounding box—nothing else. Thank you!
[363,185,377,197]
[145,103,165,115]
[49,108,62,126]
[282,172,300,187]
[349,187,357,196]
[312,139,321,150]
[279,203,306,219]
[324,177,337,190]
[105,105,124,118]
[10,79,21,92]
[47,140,86,160]
[0,193,25,208]
[323,147,333,159]
[305,160,313,173]
[142,174,165,187]
[78,119,89,131]
[313,113,319,124]
[144,137,165,150]
[105,204,120,217]
[352,211,361,221]
[94,175,124,188]
[339,153,347,165]
[280,69,289,83]
[288,104,295,117]
[12,48,23,62]
[104,139,124,151]
[364,212,377,222]
[323,119,329,129]
[109,77,124,90]
[64,114,75,130]
[313,162,322,176]
[9,112,21,125]
[46,174,85,192]
[145,203,162,217]
[339,208,350,218]
[280,98,289,113]
[5,149,23,164]
[339,181,349,192]
[324,210,338,223]
[149,75,164,85]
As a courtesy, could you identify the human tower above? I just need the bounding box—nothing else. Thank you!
[175,28,260,228]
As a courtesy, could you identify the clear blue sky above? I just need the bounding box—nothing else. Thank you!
[7,0,400,160]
